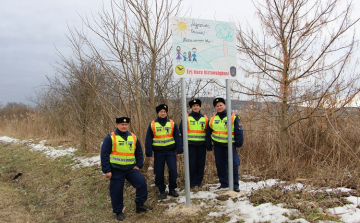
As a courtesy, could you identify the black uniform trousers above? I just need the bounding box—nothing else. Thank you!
[213,145,240,188]
[109,168,147,213]
[153,150,177,191]
[188,144,206,187]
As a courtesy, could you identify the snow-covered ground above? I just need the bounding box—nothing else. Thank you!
[0,136,100,168]
[1,136,359,223]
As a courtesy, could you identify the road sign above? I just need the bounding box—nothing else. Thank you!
[172,17,237,79]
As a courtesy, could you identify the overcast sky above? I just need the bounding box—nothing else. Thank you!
[0,0,358,106]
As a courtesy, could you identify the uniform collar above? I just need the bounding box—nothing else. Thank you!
[216,110,227,119]
[189,110,201,118]
[115,128,129,138]
[156,116,168,123]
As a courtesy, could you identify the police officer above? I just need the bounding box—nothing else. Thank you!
[179,99,208,188]
[205,98,244,192]
[101,117,152,221]
[145,104,183,199]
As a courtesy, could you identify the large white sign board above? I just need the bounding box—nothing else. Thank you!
[172,17,237,79]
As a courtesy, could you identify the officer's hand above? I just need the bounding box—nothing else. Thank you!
[176,154,181,158]
[149,157,153,161]
[105,172,112,179]
[133,166,139,171]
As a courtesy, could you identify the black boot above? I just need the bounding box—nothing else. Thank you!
[136,202,153,213]
[116,212,125,221]
[160,190,167,199]
[169,190,179,197]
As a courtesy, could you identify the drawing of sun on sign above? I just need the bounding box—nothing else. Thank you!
[173,18,190,36]
[171,17,237,79]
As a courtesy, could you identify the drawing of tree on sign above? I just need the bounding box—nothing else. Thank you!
[215,23,234,56]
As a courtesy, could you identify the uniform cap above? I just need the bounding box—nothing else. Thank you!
[213,98,226,107]
[188,99,201,108]
[156,104,168,113]
[116,117,130,123]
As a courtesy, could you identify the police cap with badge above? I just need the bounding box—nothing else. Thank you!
[156,104,168,113]
[213,97,226,107]
[188,99,201,108]
[116,117,130,123]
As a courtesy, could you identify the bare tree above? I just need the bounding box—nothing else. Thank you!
[235,0,360,162]
[34,55,109,151]
[65,0,181,141]
[65,0,215,141]
[33,0,216,150]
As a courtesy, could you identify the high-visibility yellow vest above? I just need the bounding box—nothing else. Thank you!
[151,120,175,147]
[109,132,136,165]
[187,114,208,141]
[209,113,236,143]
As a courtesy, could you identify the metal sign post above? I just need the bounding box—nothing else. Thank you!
[181,78,191,207]
[226,79,233,191]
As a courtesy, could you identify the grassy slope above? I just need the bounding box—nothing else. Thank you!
[0,182,35,222]
[0,141,232,223]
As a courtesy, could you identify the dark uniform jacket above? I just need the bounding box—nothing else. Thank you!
[145,117,183,157]
[100,128,144,174]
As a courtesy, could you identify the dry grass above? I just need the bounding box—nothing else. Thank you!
[248,183,359,222]
[239,107,360,188]
[0,142,113,222]
[0,182,35,223]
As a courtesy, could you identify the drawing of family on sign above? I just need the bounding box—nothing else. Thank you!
[176,46,198,63]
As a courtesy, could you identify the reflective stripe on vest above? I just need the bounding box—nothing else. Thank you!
[187,114,208,141]
[151,120,175,146]
[209,113,236,143]
[110,132,136,165]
